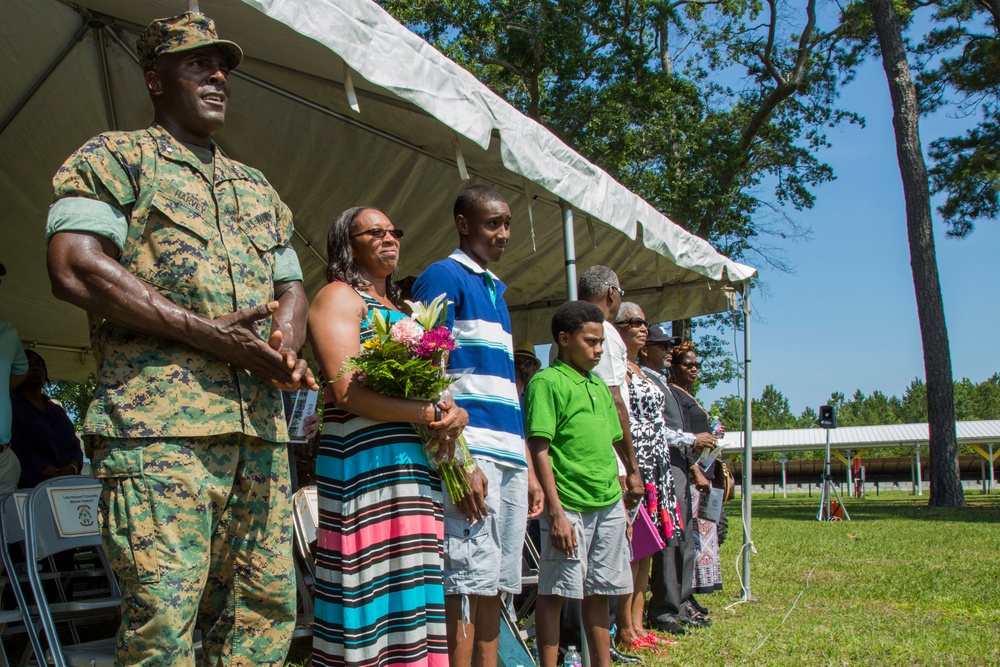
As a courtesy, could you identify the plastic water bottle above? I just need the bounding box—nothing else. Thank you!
[564,645,582,667]
[710,414,725,438]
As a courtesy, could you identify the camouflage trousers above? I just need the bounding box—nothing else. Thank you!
[91,434,295,667]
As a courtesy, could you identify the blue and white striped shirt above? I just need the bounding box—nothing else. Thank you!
[412,250,527,468]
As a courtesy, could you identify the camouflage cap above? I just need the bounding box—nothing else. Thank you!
[136,12,243,71]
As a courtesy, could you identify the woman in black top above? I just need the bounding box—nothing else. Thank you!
[668,342,723,595]
[668,343,712,479]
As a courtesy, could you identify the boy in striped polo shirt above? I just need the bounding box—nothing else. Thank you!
[412,185,543,667]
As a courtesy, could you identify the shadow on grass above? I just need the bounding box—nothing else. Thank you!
[728,495,1000,524]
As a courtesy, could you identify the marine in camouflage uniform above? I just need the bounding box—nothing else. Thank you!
[45,12,315,667]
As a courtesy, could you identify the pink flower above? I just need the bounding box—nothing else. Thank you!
[390,318,424,348]
[414,326,456,358]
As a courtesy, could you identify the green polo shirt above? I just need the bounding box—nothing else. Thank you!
[523,359,623,512]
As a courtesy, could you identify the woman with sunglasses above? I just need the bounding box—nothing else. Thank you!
[308,206,467,667]
[669,341,723,604]
[612,302,681,654]
[513,341,542,399]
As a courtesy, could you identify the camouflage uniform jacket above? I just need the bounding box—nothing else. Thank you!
[49,125,297,442]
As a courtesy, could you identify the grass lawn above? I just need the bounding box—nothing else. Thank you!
[644,491,1000,667]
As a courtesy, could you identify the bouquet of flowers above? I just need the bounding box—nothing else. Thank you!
[339,293,475,502]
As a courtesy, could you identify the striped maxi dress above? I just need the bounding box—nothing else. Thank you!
[313,293,448,667]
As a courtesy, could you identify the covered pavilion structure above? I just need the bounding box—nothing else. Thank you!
[718,420,1000,497]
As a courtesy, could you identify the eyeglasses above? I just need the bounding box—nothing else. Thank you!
[616,317,649,329]
[351,227,404,240]
[606,283,625,298]
[677,360,699,369]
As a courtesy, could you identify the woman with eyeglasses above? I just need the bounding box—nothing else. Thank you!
[308,206,467,667]
[668,341,723,602]
[612,302,681,654]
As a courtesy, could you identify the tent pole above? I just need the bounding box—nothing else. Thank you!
[846,452,853,495]
[97,27,118,131]
[740,282,753,599]
[560,200,577,300]
[915,445,922,496]
[989,444,994,494]
[564,203,579,667]
[0,20,91,137]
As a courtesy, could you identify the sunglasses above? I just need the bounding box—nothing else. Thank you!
[351,227,404,240]
[606,283,625,298]
[616,317,649,329]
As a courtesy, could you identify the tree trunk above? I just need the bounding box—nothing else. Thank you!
[866,0,964,506]
[671,319,692,342]
[658,15,672,75]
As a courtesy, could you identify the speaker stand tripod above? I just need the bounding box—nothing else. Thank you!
[817,429,851,521]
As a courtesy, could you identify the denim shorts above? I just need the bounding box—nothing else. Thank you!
[538,501,632,599]
[442,457,528,596]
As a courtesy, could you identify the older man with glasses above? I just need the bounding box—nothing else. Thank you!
[572,266,643,505]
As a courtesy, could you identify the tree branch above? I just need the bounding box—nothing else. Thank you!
[759,0,785,84]
[972,0,1000,31]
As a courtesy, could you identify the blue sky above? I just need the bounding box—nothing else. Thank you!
[696,56,998,415]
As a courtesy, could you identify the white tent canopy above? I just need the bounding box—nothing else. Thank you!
[1,0,756,382]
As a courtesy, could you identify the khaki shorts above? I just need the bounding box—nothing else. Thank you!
[442,457,528,596]
[538,501,632,599]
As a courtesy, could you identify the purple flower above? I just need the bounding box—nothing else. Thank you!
[414,326,456,358]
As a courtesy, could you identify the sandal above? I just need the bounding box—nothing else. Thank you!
[626,636,665,653]
[646,631,680,647]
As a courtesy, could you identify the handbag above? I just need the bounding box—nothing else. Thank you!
[714,460,736,503]
[629,502,666,562]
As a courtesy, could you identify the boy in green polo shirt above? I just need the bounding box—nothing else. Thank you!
[523,300,633,667]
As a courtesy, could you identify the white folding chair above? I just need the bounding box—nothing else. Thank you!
[291,485,318,639]
[22,477,121,667]
[0,606,27,667]
[0,492,41,667]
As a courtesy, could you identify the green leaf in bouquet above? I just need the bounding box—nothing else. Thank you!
[370,307,391,343]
